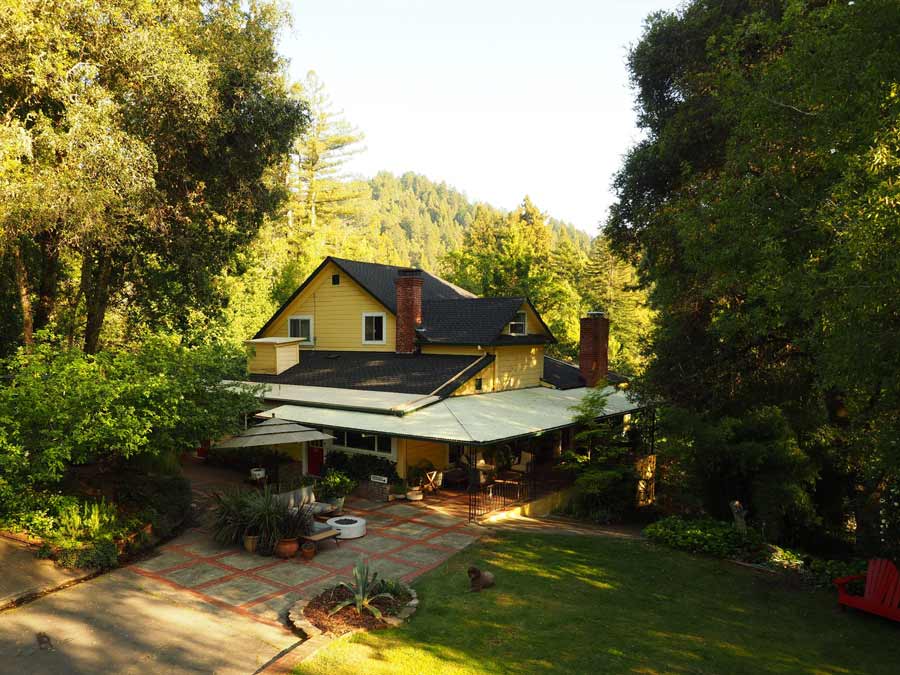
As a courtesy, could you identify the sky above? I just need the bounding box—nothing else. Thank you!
[281,0,681,235]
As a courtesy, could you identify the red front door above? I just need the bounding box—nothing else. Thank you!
[307,443,324,477]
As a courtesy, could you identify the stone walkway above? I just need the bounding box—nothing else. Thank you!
[0,538,93,609]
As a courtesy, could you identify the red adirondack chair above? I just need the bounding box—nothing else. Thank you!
[833,558,900,622]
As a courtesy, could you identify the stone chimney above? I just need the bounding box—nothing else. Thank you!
[579,311,609,387]
[395,268,423,354]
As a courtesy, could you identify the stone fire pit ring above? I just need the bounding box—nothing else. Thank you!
[325,515,367,539]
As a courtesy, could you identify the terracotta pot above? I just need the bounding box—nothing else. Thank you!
[301,542,316,560]
[275,537,299,559]
[243,534,259,554]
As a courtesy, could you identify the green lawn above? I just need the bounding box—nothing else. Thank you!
[296,532,899,675]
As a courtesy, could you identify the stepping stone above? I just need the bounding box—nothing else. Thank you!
[162,563,231,587]
[313,547,366,570]
[202,576,281,606]
[368,558,417,580]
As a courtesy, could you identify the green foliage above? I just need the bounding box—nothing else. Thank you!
[643,516,765,561]
[210,487,312,553]
[330,559,393,619]
[567,467,637,525]
[406,459,435,489]
[324,450,400,484]
[55,500,120,542]
[316,469,357,500]
[1,0,308,352]
[52,539,120,570]
[113,472,192,539]
[0,337,260,488]
[206,445,295,480]
[607,0,900,555]
[211,489,259,546]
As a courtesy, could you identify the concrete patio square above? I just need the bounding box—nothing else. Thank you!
[256,561,330,586]
[391,544,455,567]
[389,521,440,539]
[368,557,418,580]
[177,535,234,558]
[162,562,232,587]
[379,503,428,518]
[246,590,304,624]
[217,550,274,571]
[133,550,195,572]
[428,531,478,550]
[202,576,281,606]
[345,534,407,554]
[413,512,465,528]
[312,546,367,569]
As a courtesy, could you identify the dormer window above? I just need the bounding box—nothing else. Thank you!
[288,315,313,343]
[508,311,527,336]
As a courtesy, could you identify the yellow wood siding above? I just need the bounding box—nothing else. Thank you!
[401,438,450,472]
[494,345,544,390]
[451,361,495,396]
[500,302,552,337]
[275,343,299,373]
[261,262,396,351]
[247,343,277,374]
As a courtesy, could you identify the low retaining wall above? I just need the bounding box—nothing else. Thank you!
[481,486,576,523]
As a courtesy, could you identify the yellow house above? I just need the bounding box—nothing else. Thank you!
[237,257,637,485]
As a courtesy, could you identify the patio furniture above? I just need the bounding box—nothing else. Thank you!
[424,470,443,492]
[834,558,900,622]
[276,485,333,516]
[325,515,367,539]
[301,526,340,551]
[442,467,468,488]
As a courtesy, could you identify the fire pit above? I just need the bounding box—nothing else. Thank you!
[325,515,367,539]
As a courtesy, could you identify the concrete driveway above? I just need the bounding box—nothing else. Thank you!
[0,493,479,674]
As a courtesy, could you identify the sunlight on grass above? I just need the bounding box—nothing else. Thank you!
[295,533,900,675]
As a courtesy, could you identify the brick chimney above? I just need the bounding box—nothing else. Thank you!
[579,310,609,387]
[395,268,423,354]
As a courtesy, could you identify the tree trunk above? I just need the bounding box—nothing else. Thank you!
[82,252,114,354]
[34,228,61,332]
[12,243,34,348]
[854,476,886,556]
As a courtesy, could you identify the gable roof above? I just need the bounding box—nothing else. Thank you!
[254,256,476,339]
[253,256,555,346]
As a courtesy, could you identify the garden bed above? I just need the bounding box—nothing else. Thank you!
[303,586,404,634]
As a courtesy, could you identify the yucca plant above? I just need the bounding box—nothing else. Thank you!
[329,558,393,619]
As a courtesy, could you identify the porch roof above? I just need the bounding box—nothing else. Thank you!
[261,386,642,446]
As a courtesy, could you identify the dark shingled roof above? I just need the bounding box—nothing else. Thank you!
[330,257,475,313]
[542,356,628,390]
[254,256,556,345]
[419,298,529,345]
[248,351,493,396]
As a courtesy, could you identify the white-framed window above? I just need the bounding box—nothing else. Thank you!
[288,315,314,344]
[362,312,386,344]
[327,429,397,460]
[508,310,527,335]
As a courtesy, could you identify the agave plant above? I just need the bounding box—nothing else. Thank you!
[329,558,393,619]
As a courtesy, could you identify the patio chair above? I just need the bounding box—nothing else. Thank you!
[834,558,900,622]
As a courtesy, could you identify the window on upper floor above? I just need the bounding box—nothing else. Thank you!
[332,273,340,285]
[288,315,313,343]
[362,312,385,344]
[508,311,527,335]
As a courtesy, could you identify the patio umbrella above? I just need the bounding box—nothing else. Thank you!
[213,418,333,449]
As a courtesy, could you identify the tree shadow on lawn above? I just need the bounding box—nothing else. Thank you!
[297,533,900,675]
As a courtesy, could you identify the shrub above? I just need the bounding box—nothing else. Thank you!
[565,466,637,524]
[643,516,766,560]
[52,539,120,570]
[316,469,356,499]
[329,559,393,619]
[56,499,120,541]
[324,450,399,483]
[207,445,294,480]
[210,489,257,546]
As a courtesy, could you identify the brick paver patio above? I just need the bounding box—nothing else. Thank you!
[127,491,480,630]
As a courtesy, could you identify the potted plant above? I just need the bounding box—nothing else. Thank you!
[300,541,316,560]
[274,506,313,559]
[317,469,357,513]
[243,525,259,553]
[389,481,407,501]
